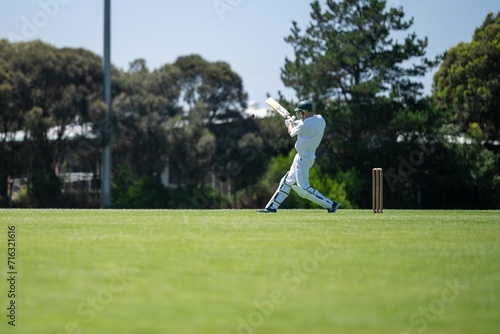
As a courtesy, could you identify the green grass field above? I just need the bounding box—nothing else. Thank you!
[1,209,499,334]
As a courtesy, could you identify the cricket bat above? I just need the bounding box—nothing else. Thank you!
[265,98,292,120]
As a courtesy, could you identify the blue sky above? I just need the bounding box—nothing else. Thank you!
[1,0,498,113]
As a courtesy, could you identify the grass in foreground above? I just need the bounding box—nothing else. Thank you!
[0,209,499,334]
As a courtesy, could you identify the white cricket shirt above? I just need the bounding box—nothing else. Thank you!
[289,114,326,157]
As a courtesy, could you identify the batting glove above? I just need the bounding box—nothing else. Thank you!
[285,116,296,127]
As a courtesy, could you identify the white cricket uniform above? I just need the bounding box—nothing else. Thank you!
[285,115,326,188]
[264,114,335,210]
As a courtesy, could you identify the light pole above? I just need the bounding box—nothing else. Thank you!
[101,0,112,208]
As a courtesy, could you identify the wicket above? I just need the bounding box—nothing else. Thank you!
[372,168,383,213]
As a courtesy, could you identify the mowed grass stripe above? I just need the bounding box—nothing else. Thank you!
[0,209,498,333]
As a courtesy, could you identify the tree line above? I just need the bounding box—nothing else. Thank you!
[0,0,498,209]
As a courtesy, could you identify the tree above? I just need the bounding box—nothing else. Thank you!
[282,0,434,102]
[163,55,250,190]
[0,51,25,206]
[113,55,252,203]
[280,0,438,207]
[433,12,500,143]
[0,41,256,207]
[113,58,180,177]
[173,55,248,124]
[166,102,217,187]
[0,40,104,207]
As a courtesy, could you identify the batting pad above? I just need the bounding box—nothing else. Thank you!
[265,176,292,209]
[292,185,333,209]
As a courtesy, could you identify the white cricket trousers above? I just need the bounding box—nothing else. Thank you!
[285,153,314,188]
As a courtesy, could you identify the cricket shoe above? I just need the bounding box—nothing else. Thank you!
[257,207,277,213]
[327,201,339,213]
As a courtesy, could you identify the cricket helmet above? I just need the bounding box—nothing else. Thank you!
[295,100,313,112]
[295,100,313,120]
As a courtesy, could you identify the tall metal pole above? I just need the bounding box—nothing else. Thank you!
[101,0,112,208]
